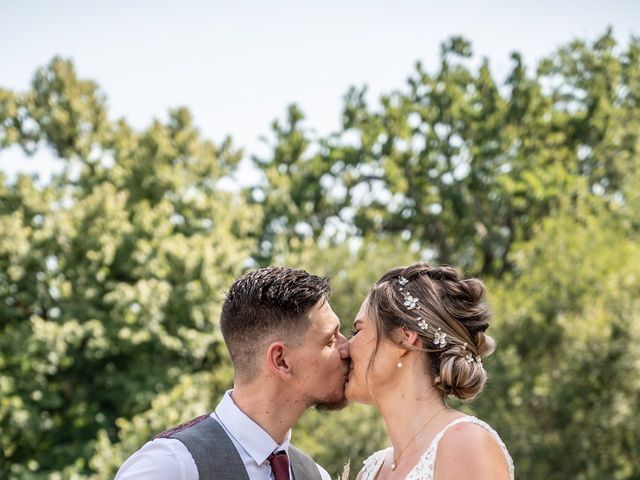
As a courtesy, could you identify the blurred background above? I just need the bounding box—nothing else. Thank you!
[1,1,639,478]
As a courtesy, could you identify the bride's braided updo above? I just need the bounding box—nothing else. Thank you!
[366,263,495,400]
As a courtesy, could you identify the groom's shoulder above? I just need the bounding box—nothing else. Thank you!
[154,414,212,439]
[115,437,196,480]
[116,415,217,480]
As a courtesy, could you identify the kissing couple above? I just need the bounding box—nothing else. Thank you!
[116,264,514,479]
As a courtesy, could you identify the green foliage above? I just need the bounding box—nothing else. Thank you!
[250,29,640,479]
[478,197,640,479]
[2,31,639,479]
[0,58,257,477]
[89,367,234,480]
[252,31,640,279]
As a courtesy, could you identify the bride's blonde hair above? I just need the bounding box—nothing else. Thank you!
[366,263,495,400]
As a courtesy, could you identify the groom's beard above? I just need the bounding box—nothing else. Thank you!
[312,386,349,412]
[310,361,350,411]
[313,396,348,412]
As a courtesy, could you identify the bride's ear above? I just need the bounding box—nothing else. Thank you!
[398,327,420,348]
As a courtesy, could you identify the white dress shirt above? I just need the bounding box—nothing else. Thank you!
[115,390,331,480]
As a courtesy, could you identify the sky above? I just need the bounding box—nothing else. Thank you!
[1,0,639,184]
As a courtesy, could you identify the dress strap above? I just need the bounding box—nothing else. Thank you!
[360,447,390,480]
[430,416,515,479]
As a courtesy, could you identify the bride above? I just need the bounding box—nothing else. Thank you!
[347,264,514,479]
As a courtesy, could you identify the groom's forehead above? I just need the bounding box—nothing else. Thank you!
[307,300,340,332]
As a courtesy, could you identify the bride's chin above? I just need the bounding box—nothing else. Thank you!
[344,382,356,401]
[345,382,370,404]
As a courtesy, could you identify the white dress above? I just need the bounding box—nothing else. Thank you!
[360,416,514,480]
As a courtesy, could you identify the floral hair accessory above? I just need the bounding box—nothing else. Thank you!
[417,317,429,331]
[395,275,427,330]
[462,342,481,363]
[403,293,419,310]
[433,328,447,347]
[396,275,429,332]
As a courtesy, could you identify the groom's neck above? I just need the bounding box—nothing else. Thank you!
[231,381,305,444]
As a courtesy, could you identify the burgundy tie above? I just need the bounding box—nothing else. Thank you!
[268,450,290,480]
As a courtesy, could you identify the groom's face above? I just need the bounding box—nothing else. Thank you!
[287,298,351,410]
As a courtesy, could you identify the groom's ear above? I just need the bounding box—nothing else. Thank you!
[265,341,293,380]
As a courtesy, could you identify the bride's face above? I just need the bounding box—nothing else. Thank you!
[346,297,398,404]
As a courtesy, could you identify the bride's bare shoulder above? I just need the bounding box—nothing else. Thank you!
[434,421,510,480]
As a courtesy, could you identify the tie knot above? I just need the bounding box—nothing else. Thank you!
[268,450,290,480]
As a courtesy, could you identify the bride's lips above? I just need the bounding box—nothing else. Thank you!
[342,362,351,381]
[345,364,354,382]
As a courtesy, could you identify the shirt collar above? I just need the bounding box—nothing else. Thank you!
[214,389,292,466]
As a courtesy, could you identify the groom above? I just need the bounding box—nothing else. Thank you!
[116,267,351,479]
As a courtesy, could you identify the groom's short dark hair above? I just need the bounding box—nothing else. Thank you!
[220,266,331,382]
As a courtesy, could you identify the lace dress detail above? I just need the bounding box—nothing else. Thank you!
[359,416,514,480]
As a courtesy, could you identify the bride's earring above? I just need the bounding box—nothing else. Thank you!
[397,361,403,368]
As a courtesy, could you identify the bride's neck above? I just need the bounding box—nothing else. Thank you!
[375,371,449,453]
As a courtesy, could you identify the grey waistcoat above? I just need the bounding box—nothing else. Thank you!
[159,415,323,480]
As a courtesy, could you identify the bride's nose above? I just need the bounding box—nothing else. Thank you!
[338,333,351,359]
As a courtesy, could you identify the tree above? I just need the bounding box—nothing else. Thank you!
[251,32,640,278]
[0,58,258,477]
[3,29,640,479]
[479,195,640,478]
[250,30,640,478]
